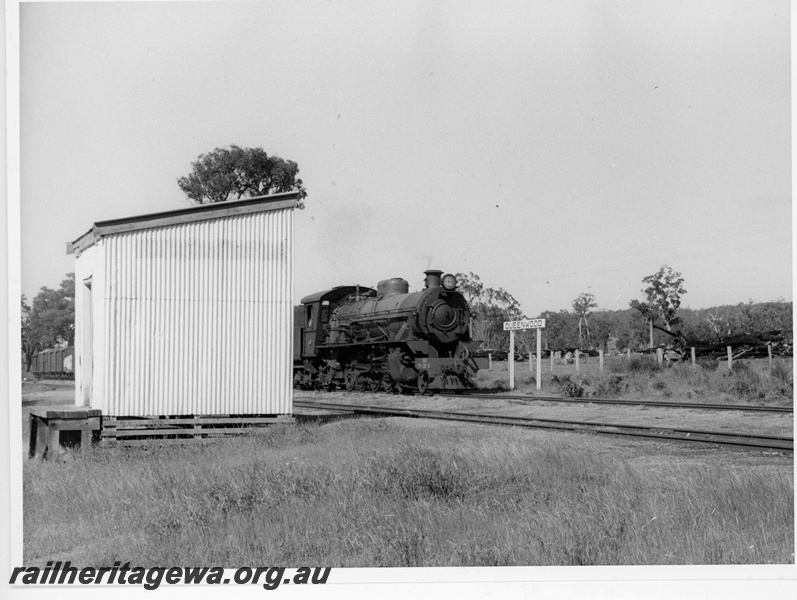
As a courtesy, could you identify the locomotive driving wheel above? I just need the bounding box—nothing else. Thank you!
[344,369,359,391]
[319,366,336,391]
[366,374,380,392]
[417,371,430,395]
[381,374,396,393]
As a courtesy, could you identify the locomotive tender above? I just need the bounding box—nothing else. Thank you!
[293,270,488,393]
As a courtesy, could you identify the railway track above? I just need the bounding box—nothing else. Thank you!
[293,399,793,453]
[437,390,793,413]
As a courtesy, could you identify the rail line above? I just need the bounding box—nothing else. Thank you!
[293,399,793,453]
[438,391,793,413]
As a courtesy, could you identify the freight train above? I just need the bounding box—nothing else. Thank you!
[293,270,488,393]
[30,346,75,379]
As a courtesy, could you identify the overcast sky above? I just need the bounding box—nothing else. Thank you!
[16,0,791,317]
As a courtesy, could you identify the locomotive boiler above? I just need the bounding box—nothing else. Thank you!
[293,270,487,393]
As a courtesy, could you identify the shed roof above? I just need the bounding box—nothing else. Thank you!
[67,191,300,255]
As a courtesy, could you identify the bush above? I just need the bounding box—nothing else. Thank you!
[696,359,720,371]
[626,356,663,374]
[718,362,765,400]
[762,359,793,400]
[593,374,627,398]
[551,374,587,398]
[770,359,793,386]
[609,356,662,375]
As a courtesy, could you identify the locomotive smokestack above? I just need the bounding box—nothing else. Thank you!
[424,269,443,289]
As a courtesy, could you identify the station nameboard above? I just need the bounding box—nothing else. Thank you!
[503,318,546,331]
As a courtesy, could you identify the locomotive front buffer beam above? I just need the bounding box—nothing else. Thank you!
[413,356,488,391]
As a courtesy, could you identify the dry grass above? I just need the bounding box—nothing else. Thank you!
[24,418,793,567]
[478,357,793,405]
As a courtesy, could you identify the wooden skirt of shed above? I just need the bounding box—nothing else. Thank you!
[28,407,102,459]
[101,414,294,445]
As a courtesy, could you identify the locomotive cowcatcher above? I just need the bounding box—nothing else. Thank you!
[293,270,488,393]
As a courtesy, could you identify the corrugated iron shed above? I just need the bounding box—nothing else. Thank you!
[70,192,298,417]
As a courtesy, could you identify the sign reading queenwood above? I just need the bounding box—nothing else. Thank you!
[503,318,547,391]
[503,318,546,331]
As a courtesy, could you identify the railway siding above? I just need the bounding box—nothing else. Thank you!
[293,390,793,441]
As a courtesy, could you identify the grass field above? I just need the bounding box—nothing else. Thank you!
[23,416,793,567]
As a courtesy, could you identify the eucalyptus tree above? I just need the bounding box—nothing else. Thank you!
[571,292,597,346]
[455,272,524,350]
[629,265,687,347]
[178,145,307,206]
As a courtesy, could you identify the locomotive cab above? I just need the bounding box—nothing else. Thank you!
[293,286,376,361]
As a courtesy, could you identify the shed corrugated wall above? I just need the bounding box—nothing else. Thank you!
[98,208,293,416]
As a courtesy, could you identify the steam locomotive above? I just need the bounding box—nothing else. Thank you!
[293,270,488,393]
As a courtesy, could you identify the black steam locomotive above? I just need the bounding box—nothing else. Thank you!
[293,270,487,393]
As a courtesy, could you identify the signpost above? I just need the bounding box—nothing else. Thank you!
[503,318,546,390]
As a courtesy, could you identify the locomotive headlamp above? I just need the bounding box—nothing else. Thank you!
[441,273,457,290]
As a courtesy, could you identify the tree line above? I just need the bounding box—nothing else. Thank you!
[459,266,792,355]
[21,266,792,368]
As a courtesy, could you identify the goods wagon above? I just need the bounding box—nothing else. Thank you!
[31,346,75,379]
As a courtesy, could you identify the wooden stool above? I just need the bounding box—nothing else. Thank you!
[29,407,102,459]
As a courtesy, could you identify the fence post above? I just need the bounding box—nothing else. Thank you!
[657,348,663,365]
[768,344,773,370]
[627,348,631,360]
[727,345,733,370]
[599,348,604,371]
[575,351,580,372]
[488,353,492,371]
[691,347,696,368]
[550,351,554,373]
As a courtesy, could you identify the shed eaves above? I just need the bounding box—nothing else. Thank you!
[67,191,300,255]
